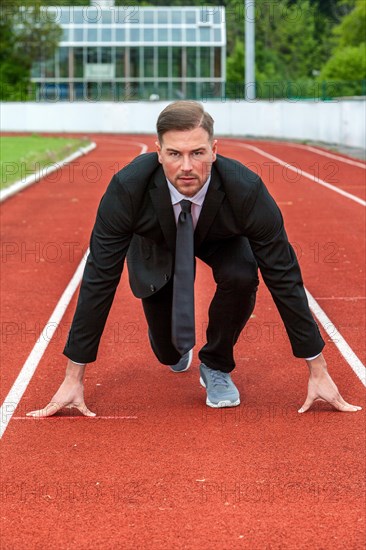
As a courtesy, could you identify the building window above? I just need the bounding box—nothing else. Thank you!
[144,47,154,78]
[130,47,139,78]
[187,47,197,78]
[200,47,211,78]
[115,47,125,77]
[74,47,84,77]
[158,47,168,78]
[59,47,69,77]
[172,47,182,78]
[214,47,221,77]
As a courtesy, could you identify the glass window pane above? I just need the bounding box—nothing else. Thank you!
[88,28,98,42]
[172,82,184,99]
[186,11,196,24]
[200,47,211,77]
[74,47,84,77]
[130,28,139,42]
[199,27,210,42]
[171,28,181,42]
[144,47,154,78]
[187,82,197,99]
[73,9,83,24]
[157,82,168,100]
[172,47,182,77]
[172,11,181,24]
[102,28,112,41]
[87,47,98,63]
[84,7,100,24]
[187,47,196,77]
[116,29,125,42]
[213,10,223,24]
[144,28,154,42]
[74,28,83,42]
[59,7,71,24]
[115,47,125,77]
[62,29,69,42]
[158,47,168,77]
[130,47,139,78]
[214,47,221,77]
[101,47,111,63]
[159,29,168,42]
[186,29,196,42]
[102,10,112,23]
[143,11,154,24]
[31,61,42,78]
[157,11,168,24]
[214,28,222,42]
[59,47,69,77]
[101,82,113,100]
[45,56,55,77]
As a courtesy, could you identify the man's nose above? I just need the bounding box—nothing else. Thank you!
[181,155,192,171]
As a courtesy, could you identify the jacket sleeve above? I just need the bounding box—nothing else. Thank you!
[63,174,134,363]
[245,177,325,358]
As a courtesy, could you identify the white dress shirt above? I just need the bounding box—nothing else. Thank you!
[166,176,211,229]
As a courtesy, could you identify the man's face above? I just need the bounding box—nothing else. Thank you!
[156,127,217,197]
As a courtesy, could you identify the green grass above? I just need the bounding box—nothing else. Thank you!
[0,135,91,190]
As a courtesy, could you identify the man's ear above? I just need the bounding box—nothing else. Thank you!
[212,139,218,162]
[155,140,162,163]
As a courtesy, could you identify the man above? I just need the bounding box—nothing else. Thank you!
[28,101,361,417]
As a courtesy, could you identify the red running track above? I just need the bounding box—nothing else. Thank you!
[1,135,365,549]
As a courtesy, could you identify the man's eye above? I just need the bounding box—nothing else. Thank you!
[193,151,203,156]
[169,152,179,157]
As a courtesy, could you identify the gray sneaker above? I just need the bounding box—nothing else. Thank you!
[199,363,240,408]
[170,349,193,373]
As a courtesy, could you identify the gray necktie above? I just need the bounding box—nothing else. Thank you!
[171,199,195,355]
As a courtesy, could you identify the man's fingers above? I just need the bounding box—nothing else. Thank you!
[27,401,96,418]
[298,395,315,414]
[72,403,96,417]
[330,398,362,412]
[26,402,63,418]
[299,394,362,414]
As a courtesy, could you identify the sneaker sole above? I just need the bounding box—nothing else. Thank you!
[169,349,193,373]
[200,377,240,408]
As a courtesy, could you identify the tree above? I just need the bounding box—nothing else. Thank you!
[320,0,366,94]
[0,1,62,100]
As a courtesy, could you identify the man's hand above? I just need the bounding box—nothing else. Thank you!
[27,360,96,418]
[298,353,362,413]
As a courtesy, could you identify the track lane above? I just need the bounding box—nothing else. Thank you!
[1,135,365,550]
[219,139,365,363]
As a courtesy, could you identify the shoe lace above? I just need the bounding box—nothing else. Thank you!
[209,369,230,388]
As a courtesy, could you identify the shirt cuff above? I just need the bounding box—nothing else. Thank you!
[305,353,321,361]
[71,360,86,366]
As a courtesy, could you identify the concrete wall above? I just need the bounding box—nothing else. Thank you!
[1,98,365,149]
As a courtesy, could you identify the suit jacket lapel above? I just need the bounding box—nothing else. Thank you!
[194,167,225,249]
[149,166,177,252]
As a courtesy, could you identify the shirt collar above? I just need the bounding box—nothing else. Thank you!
[166,176,211,207]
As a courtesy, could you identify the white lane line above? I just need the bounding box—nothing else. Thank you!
[0,250,88,439]
[230,142,366,207]
[305,288,366,387]
[0,140,149,439]
[0,142,97,203]
[286,143,366,169]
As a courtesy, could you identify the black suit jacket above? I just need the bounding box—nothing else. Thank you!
[64,152,324,363]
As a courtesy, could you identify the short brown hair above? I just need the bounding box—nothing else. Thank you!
[156,101,214,143]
